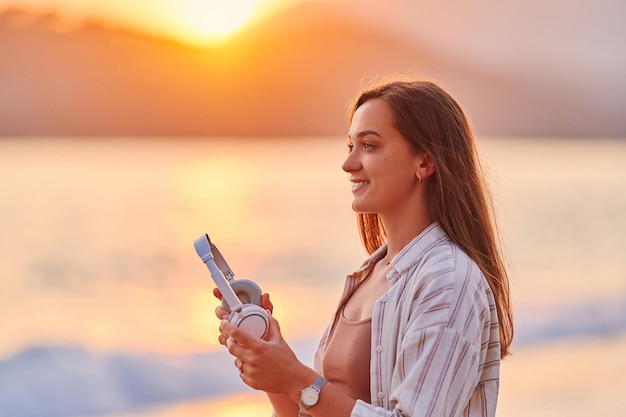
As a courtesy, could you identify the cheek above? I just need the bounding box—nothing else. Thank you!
[375,171,414,201]
[381,157,417,182]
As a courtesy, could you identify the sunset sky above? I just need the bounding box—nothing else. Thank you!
[0,0,344,45]
[1,0,623,137]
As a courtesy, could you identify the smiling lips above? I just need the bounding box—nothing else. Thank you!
[350,179,369,192]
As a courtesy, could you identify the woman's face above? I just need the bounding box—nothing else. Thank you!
[343,98,423,216]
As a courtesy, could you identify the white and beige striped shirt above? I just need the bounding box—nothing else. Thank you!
[302,223,501,417]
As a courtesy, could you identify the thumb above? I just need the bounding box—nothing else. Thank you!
[264,312,284,343]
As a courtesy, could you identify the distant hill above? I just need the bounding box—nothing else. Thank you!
[0,4,624,137]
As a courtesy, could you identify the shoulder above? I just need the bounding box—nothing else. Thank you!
[399,228,487,298]
[420,238,487,296]
[398,235,493,335]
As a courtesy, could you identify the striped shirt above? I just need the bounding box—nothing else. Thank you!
[301,222,501,417]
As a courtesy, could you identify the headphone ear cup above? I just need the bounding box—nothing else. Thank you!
[229,304,269,339]
[221,279,263,313]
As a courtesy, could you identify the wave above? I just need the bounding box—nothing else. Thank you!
[0,346,240,417]
[513,293,626,347]
[0,340,316,417]
[1,296,625,417]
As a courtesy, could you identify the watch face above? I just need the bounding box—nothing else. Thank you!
[301,387,319,406]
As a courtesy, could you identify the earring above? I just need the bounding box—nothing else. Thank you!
[418,173,423,183]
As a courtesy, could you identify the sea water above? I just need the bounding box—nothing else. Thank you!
[1,136,625,417]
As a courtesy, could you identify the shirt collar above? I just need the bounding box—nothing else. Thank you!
[390,222,449,277]
[352,244,387,274]
[351,223,449,284]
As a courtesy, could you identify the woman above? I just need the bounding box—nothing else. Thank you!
[216,77,514,417]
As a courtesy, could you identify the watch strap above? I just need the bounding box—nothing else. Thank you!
[311,375,327,392]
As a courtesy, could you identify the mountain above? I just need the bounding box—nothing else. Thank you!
[0,3,623,137]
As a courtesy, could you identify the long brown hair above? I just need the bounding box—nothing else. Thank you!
[349,77,514,358]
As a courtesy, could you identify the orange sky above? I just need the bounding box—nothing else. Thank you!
[0,0,347,45]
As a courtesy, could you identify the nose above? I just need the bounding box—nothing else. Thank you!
[342,149,359,173]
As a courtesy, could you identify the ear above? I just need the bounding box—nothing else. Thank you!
[416,153,436,181]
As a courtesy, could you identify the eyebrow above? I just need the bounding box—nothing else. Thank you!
[348,130,383,140]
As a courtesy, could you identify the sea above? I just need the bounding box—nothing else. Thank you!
[1,136,625,417]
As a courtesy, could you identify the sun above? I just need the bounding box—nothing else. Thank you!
[178,0,259,46]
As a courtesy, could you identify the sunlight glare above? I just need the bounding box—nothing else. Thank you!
[179,0,258,45]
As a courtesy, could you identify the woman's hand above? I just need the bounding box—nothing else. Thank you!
[220,314,317,397]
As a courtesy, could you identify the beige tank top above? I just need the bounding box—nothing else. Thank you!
[321,306,372,403]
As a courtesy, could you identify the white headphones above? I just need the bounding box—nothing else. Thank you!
[194,234,269,339]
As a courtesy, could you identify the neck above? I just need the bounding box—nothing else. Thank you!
[383,218,433,260]
[380,200,433,260]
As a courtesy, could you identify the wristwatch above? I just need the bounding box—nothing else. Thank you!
[299,375,328,411]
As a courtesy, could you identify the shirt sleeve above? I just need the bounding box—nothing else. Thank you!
[391,326,481,416]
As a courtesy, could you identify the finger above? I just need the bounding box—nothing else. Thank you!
[238,364,249,382]
[265,312,284,342]
[221,319,261,351]
[213,288,223,300]
[215,305,229,320]
[225,335,242,355]
[221,320,248,357]
[261,293,274,314]
[217,334,227,346]
[225,335,254,362]
[220,319,235,337]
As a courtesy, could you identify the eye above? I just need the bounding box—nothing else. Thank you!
[363,142,373,150]
[347,142,354,152]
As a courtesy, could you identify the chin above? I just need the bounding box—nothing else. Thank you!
[351,201,376,214]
